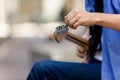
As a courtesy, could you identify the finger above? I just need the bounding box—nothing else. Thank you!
[73,19,82,29]
[64,16,75,29]
[69,14,81,27]
[66,8,79,22]
[76,52,85,58]
[76,46,85,53]
[64,16,72,28]
[76,46,86,58]
[64,16,68,24]
[66,9,74,17]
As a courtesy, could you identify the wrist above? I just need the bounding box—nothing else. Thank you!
[92,13,103,25]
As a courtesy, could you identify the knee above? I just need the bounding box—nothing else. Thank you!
[32,60,53,70]
[27,60,52,79]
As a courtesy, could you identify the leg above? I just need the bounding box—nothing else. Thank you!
[27,60,101,80]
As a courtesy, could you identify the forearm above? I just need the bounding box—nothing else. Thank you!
[94,13,120,31]
[65,8,120,31]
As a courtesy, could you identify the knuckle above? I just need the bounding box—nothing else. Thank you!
[77,14,81,18]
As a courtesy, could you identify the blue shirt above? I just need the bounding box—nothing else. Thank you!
[85,0,120,80]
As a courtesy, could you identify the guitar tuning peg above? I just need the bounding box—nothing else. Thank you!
[55,24,69,35]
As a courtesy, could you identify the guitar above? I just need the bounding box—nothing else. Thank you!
[49,24,89,51]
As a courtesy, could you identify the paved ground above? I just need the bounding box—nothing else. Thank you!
[0,38,85,80]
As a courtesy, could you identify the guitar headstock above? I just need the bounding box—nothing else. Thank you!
[49,24,69,43]
[55,24,69,35]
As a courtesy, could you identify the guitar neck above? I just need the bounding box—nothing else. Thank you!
[49,25,89,51]
[65,32,88,51]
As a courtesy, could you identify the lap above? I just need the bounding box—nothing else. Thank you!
[28,60,101,80]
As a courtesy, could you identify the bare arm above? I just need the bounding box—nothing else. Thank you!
[64,8,120,31]
[94,13,120,31]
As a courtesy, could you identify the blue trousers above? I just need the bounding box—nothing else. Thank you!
[27,59,101,80]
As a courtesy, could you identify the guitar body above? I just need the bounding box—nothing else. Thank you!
[49,24,89,62]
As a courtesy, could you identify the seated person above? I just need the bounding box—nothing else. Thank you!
[27,29,102,80]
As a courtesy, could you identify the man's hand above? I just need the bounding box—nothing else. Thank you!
[64,8,96,29]
[76,46,87,58]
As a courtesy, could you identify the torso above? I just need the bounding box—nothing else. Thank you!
[102,0,120,80]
